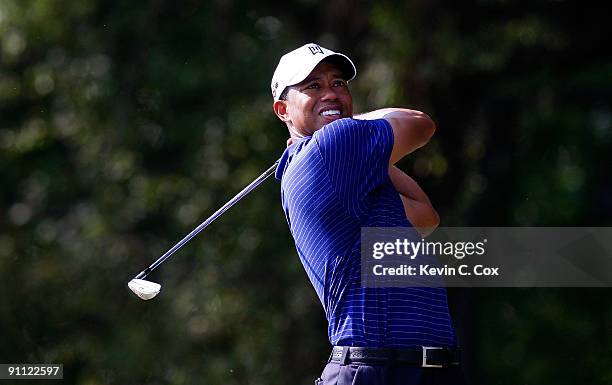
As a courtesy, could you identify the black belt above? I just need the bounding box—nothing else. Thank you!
[329,346,461,368]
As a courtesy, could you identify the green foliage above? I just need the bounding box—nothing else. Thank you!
[1,1,610,384]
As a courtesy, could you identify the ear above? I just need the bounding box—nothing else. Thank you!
[273,100,290,123]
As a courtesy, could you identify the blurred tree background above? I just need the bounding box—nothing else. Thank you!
[1,0,611,384]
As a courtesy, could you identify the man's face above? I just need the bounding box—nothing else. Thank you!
[274,61,353,138]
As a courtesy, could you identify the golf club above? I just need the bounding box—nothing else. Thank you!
[128,159,280,300]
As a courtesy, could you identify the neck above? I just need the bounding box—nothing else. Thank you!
[288,126,308,140]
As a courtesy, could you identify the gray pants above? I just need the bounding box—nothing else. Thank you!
[316,362,468,385]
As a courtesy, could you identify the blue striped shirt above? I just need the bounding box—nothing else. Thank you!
[275,118,457,348]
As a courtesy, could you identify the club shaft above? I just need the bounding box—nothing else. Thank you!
[133,160,279,280]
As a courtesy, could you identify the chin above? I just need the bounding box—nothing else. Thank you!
[320,116,343,127]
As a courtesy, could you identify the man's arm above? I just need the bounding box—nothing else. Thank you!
[388,165,440,237]
[354,108,436,164]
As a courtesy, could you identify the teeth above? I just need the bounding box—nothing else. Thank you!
[321,109,341,116]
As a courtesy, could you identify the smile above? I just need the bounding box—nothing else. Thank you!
[321,109,342,116]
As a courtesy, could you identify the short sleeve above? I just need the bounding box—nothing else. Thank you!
[313,118,394,218]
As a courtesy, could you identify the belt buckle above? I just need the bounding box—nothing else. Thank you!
[422,346,444,368]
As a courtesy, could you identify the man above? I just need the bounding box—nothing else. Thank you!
[272,43,465,385]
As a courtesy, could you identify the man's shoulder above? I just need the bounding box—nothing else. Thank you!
[312,117,392,153]
[315,117,367,135]
[278,118,392,181]
[315,117,391,138]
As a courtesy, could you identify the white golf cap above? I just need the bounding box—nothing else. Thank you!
[271,43,356,101]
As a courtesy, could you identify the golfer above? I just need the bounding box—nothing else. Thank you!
[271,43,465,385]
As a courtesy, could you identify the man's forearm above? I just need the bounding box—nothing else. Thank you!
[388,165,432,202]
[354,108,408,120]
[388,165,440,237]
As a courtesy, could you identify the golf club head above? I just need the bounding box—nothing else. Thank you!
[128,279,161,300]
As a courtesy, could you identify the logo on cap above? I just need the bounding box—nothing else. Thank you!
[308,44,324,55]
[272,81,278,98]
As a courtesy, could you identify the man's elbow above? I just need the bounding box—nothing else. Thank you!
[388,110,437,164]
[430,208,440,229]
[417,210,440,238]
[404,200,440,238]
[415,112,436,146]
[396,110,437,147]
[424,206,440,228]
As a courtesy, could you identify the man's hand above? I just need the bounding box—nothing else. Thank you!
[388,165,440,237]
[354,108,436,164]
